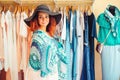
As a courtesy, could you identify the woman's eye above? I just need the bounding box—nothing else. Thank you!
[38,16,42,19]
[45,16,49,18]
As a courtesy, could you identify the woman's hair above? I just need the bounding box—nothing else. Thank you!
[46,16,52,32]
[46,16,55,32]
[46,16,57,37]
[29,12,40,32]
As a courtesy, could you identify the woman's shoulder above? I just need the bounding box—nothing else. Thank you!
[33,30,45,36]
[32,30,47,39]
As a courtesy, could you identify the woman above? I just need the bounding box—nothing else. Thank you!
[24,4,67,80]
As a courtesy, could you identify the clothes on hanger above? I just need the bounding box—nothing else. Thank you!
[0,3,95,80]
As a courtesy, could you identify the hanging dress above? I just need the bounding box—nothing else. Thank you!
[88,13,97,80]
[0,11,4,70]
[76,10,84,80]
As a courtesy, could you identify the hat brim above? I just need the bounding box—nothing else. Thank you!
[24,9,62,27]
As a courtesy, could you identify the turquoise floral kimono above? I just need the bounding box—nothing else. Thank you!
[29,30,67,79]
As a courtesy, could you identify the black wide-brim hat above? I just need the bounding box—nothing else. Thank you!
[24,4,62,27]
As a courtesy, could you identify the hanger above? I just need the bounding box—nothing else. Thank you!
[9,5,16,13]
[28,6,31,16]
[87,6,93,15]
[65,6,70,17]
[16,6,21,13]
[23,6,29,15]
[3,5,9,13]
[80,5,85,13]
[14,6,18,15]
[0,5,3,13]
[72,6,79,13]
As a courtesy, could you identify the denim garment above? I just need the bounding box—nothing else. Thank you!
[71,10,78,80]
[65,14,72,80]
[81,13,91,80]
[88,13,97,80]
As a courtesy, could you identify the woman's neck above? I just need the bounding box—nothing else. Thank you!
[38,26,46,32]
[47,31,54,37]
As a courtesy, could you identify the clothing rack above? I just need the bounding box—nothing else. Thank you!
[0,0,94,13]
[0,0,94,6]
[0,0,94,7]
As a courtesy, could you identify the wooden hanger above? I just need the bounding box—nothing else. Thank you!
[80,5,85,13]
[3,5,9,13]
[72,6,79,13]
[87,6,93,15]
[84,5,89,12]
[23,6,30,16]
[0,5,3,13]
[14,6,18,15]
[17,6,22,13]
[27,6,31,17]
[65,6,70,17]
[9,5,16,13]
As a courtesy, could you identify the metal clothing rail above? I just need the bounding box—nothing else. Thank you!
[54,0,93,7]
[0,0,94,13]
[0,0,94,6]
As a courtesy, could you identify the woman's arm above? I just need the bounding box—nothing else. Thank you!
[57,42,68,64]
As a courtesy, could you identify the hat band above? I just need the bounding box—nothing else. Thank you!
[38,7,50,12]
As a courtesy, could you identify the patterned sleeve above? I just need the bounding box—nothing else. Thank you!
[57,41,68,64]
[29,39,41,71]
[56,41,68,80]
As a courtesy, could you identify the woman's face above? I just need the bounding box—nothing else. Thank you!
[37,11,49,28]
